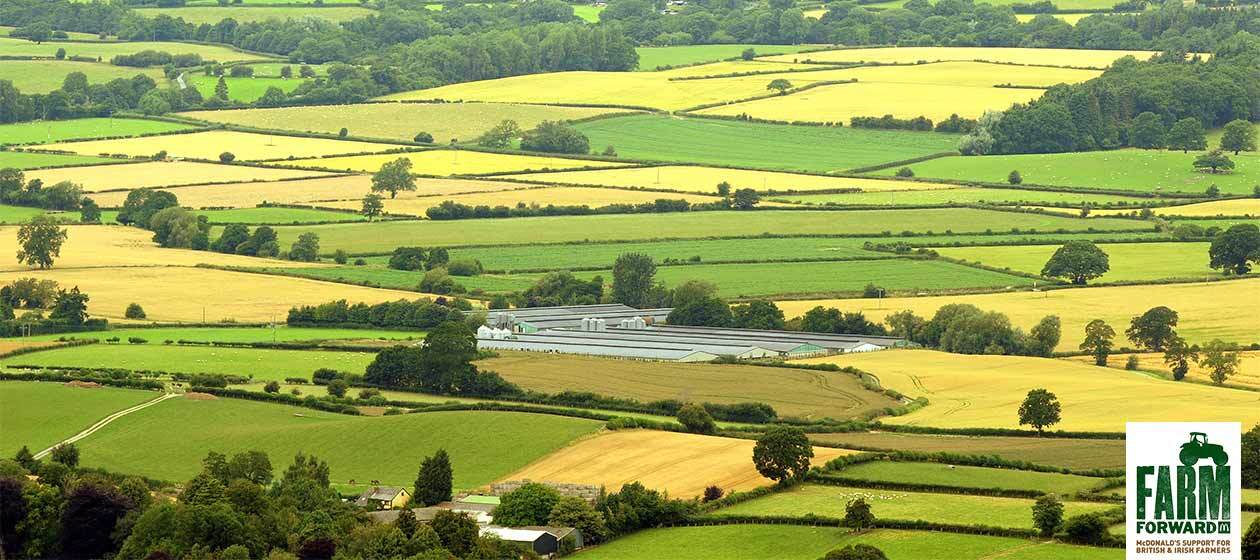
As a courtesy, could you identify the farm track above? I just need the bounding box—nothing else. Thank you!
[33,392,177,459]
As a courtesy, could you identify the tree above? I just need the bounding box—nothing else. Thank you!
[491,483,560,527]
[79,198,101,223]
[1080,319,1115,366]
[60,480,133,560]
[822,544,888,560]
[50,287,89,326]
[519,121,589,154]
[125,303,146,319]
[752,425,813,483]
[1162,336,1197,381]
[214,76,229,100]
[16,216,67,269]
[430,510,478,557]
[1062,513,1108,545]
[50,443,79,467]
[414,132,434,143]
[843,498,876,531]
[1017,388,1061,435]
[1167,117,1207,153]
[677,403,716,434]
[549,496,608,544]
[289,232,320,262]
[1129,111,1166,148]
[1126,306,1179,352]
[1032,495,1064,537]
[118,190,178,228]
[741,48,756,60]
[766,78,792,95]
[361,193,384,220]
[264,380,280,393]
[1040,240,1109,285]
[477,119,521,148]
[1208,223,1260,275]
[731,188,760,209]
[702,486,724,503]
[413,449,453,507]
[371,157,417,199]
[326,379,347,397]
[1007,170,1022,184]
[1244,517,1260,560]
[666,296,732,327]
[212,224,250,254]
[1024,315,1061,357]
[611,252,656,308]
[1193,150,1234,173]
[1220,119,1256,154]
[149,207,207,249]
[1198,339,1240,385]
[731,300,785,330]
[14,446,36,470]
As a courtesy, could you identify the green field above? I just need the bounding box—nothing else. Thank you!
[0,204,48,223]
[134,6,375,24]
[635,44,820,70]
[830,461,1107,494]
[0,37,272,62]
[251,265,537,294]
[576,258,1035,297]
[0,151,115,169]
[573,525,1122,560]
[75,397,602,488]
[573,115,960,173]
[573,4,604,22]
[0,59,165,93]
[937,242,1226,283]
[23,326,425,344]
[195,206,367,224]
[714,484,1116,528]
[781,187,1151,207]
[245,208,1146,254]
[2,344,376,380]
[876,150,1260,195]
[0,118,197,146]
[0,380,158,456]
[808,432,1125,470]
[187,74,307,103]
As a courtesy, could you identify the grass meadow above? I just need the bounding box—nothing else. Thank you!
[192,206,367,224]
[75,397,601,488]
[187,74,306,103]
[767,46,1155,69]
[809,432,1125,470]
[635,44,820,70]
[481,351,898,421]
[829,461,1107,494]
[572,526,1122,560]
[86,175,370,209]
[0,204,49,223]
[0,37,271,62]
[503,166,949,194]
[1062,351,1260,389]
[0,118,196,146]
[24,326,424,344]
[0,381,158,456]
[875,149,1260,195]
[44,130,405,161]
[287,149,626,175]
[0,151,114,169]
[783,187,1149,206]
[133,6,375,23]
[2,344,376,380]
[317,186,727,217]
[573,115,961,173]
[805,350,1260,431]
[247,265,537,294]
[936,242,1223,283]
[181,102,635,143]
[0,60,164,93]
[254,208,1142,253]
[28,160,334,192]
[714,484,1116,527]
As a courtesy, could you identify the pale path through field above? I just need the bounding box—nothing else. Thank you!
[33,392,178,460]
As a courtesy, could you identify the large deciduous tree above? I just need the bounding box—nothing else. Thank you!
[1166,117,1207,153]
[1220,119,1257,154]
[16,216,67,269]
[1040,240,1109,285]
[1079,319,1115,366]
[1017,388,1061,435]
[752,425,813,483]
[371,157,416,199]
[1208,223,1260,275]
[1126,306,1179,352]
[611,252,656,308]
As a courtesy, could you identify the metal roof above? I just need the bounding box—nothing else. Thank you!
[477,337,720,362]
[638,324,903,349]
[547,328,820,354]
[503,331,775,356]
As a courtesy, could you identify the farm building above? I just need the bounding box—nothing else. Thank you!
[479,526,582,556]
[365,500,496,525]
[354,486,410,510]
[483,304,672,332]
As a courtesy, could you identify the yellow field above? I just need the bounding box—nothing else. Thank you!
[26,161,335,192]
[1063,352,1260,389]
[776,278,1260,351]
[42,131,405,161]
[319,186,729,216]
[0,225,319,271]
[501,166,954,194]
[802,350,1260,431]
[1015,13,1116,24]
[499,430,851,498]
[767,47,1156,69]
[287,150,628,175]
[657,60,818,78]
[1090,198,1260,217]
[0,267,443,323]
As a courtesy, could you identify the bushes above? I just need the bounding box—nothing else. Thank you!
[423,198,694,220]
[850,114,933,132]
[287,298,466,330]
[111,51,202,68]
[123,303,146,320]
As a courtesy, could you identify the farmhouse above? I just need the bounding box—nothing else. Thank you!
[364,500,496,525]
[354,486,410,510]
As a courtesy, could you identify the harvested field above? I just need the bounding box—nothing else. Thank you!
[0,60,165,93]
[699,81,1045,122]
[778,278,1260,350]
[1116,198,1260,217]
[4,344,376,380]
[808,431,1125,470]
[27,160,335,192]
[0,380,157,456]
[287,149,627,175]
[803,350,1260,431]
[87,175,373,208]
[0,339,63,356]
[0,267,444,323]
[479,351,898,421]
[502,165,952,194]
[43,130,406,161]
[500,429,852,498]
[1062,351,1260,389]
[0,118,196,146]
[936,242,1222,283]
[766,46,1157,69]
[782,187,1148,206]
[180,102,637,143]
[319,186,730,216]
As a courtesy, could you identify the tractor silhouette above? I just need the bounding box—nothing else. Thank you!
[1179,432,1229,466]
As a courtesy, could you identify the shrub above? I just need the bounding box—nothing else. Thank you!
[677,402,716,434]
[264,380,280,393]
[327,379,348,398]
[446,258,483,277]
[124,303,146,319]
[414,132,434,143]
[701,485,724,503]
[1008,170,1023,185]
[1125,355,1140,370]
[127,337,147,344]
[338,127,349,138]
[895,167,914,178]
[1062,513,1108,545]
[333,250,348,264]
[219,152,236,163]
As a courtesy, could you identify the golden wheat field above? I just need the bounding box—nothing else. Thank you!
[0,225,320,271]
[1091,198,1260,217]
[42,130,406,161]
[802,350,1260,431]
[766,47,1157,69]
[287,150,628,175]
[501,166,954,194]
[776,278,1260,351]
[656,60,819,77]
[0,267,444,323]
[499,430,852,498]
[319,186,730,216]
[26,161,336,192]
[180,102,637,143]
[1063,352,1260,389]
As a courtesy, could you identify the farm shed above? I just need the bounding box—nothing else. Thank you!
[365,500,495,525]
[476,335,721,362]
[497,331,782,359]
[640,324,905,351]
[479,526,581,556]
[481,304,673,331]
[354,486,410,510]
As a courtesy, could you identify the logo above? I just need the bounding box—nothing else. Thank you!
[1127,422,1241,559]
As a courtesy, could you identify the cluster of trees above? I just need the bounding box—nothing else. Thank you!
[887,304,1061,356]
[0,72,161,124]
[363,321,518,397]
[486,479,692,550]
[423,197,698,221]
[0,169,89,211]
[387,246,450,272]
[1080,306,1242,385]
[110,49,203,68]
[286,297,471,329]
[0,275,101,335]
